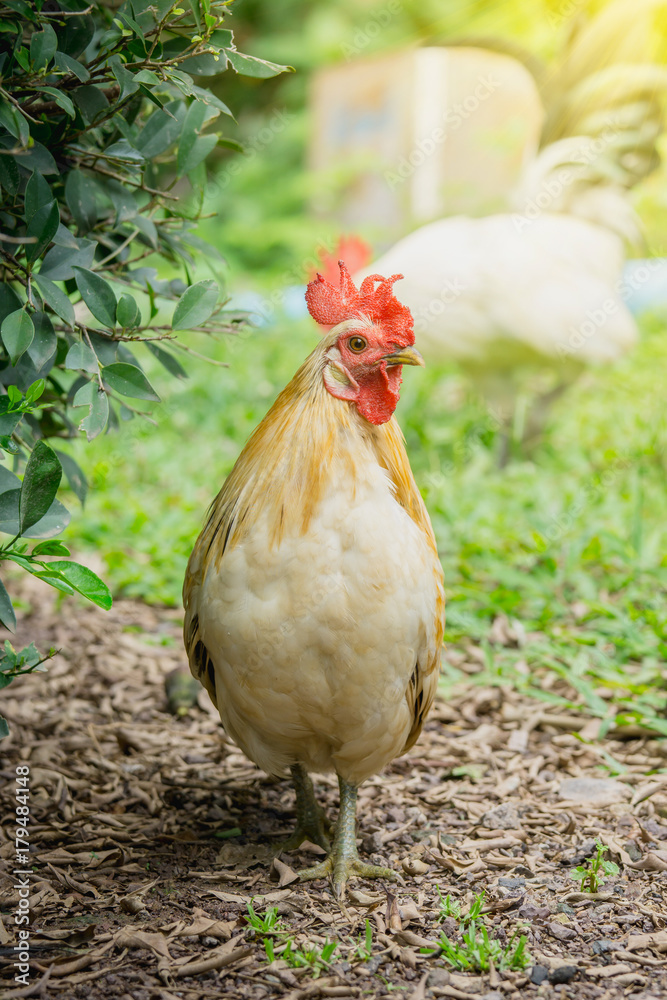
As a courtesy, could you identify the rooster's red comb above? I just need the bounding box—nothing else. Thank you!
[305,260,414,346]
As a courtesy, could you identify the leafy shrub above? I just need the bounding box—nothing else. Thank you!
[0,0,290,734]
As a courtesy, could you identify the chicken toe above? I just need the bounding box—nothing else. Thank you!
[298,777,396,898]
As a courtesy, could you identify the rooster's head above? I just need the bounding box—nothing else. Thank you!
[305,260,423,426]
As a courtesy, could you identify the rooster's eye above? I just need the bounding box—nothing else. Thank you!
[348,336,367,353]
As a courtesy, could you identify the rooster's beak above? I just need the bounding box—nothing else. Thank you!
[384,346,425,368]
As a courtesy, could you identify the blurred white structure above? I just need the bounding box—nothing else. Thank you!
[309,46,544,231]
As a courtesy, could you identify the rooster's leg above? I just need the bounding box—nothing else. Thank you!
[281,763,331,852]
[299,776,396,898]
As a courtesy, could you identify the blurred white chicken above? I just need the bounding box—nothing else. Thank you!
[355,0,667,458]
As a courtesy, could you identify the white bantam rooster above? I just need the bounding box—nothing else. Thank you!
[356,188,639,455]
[184,263,445,897]
[356,0,667,456]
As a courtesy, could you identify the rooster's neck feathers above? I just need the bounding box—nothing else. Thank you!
[197,334,436,571]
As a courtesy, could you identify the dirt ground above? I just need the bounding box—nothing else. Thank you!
[0,593,666,1000]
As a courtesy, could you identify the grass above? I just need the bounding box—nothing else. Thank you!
[57,304,667,733]
[569,838,620,893]
[246,901,337,978]
[427,891,532,973]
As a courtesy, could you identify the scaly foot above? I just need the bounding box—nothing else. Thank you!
[280,763,331,852]
[298,775,396,898]
[300,853,395,899]
[280,812,331,852]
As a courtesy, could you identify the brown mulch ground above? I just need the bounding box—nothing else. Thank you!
[1,592,666,1000]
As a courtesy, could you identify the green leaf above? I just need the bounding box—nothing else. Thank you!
[224,48,293,79]
[0,401,22,439]
[65,170,98,233]
[59,9,94,57]
[0,285,23,325]
[27,311,57,369]
[217,137,244,153]
[73,267,117,328]
[181,31,232,75]
[116,10,145,41]
[137,82,170,113]
[104,140,145,163]
[145,341,187,379]
[32,570,74,595]
[53,450,87,506]
[190,84,233,117]
[38,239,96,281]
[166,67,196,98]
[32,539,70,556]
[33,274,75,327]
[73,381,109,441]
[0,715,9,738]
[172,279,218,330]
[35,86,76,118]
[188,0,201,30]
[72,84,109,125]
[179,134,217,177]
[22,499,70,539]
[30,23,57,71]
[105,180,137,225]
[131,215,157,249]
[133,69,159,85]
[0,154,19,196]
[135,101,185,158]
[1,309,34,365]
[0,577,16,632]
[110,54,139,101]
[49,560,112,610]
[0,466,20,494]
[53,50,90,82]
[0,98,29,145]
[15,140,57,175]
[116,294,140,328]
[0,488,20,532]
[177,100,218,177]
[19,440,62,534]
[102,363,160,402]
[25,199,59,264]
[24,378,45,405]
[65,341,98,373]
[24,171,53,223]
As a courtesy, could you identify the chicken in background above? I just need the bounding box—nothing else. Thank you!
[183,263,445,897]
[307,235,372,286]
[353,0,667,460]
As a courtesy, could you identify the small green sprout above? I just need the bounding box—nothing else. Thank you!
[352,919,374,961]
[426,890,532,974]
[250,901,336,978]
[279,939,338,978]
[246,901,286,939]
[569,838,620,893]
[437,921,532,973]
[436,887,461,921]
